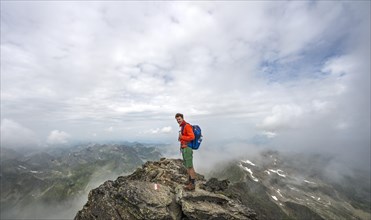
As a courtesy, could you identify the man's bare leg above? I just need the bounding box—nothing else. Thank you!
[188,167,196,180]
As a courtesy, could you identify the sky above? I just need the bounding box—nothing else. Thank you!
[1,1,370,169]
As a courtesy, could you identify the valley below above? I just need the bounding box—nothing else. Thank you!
[0,142,162,219]
[1,145,370,220]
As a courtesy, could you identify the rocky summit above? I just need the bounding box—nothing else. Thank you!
[75,158,257,220]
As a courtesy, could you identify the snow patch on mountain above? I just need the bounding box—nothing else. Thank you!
[241,159,256,166]
[268,169,286,177]
[239,164,259,182]
[304,179,316,184]
[276,189,284,198]
[30,171,41,174]
[18,165,27,170]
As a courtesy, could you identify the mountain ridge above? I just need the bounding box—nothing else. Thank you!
[209,150,371,220]
[75,158,258,220]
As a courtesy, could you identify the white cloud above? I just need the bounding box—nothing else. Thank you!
[311,100,329,113]
[0,1,369,167]
[46,130,70,145]
[322,55,356,77]
[160,126,172,134]
[335,122,348,130]
[262,131,277,139]
[143,126,173,135]
[260,104,304,130]
[105,127,114,132]
[0,119,40,148]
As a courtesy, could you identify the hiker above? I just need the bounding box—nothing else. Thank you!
[175,113,196,191]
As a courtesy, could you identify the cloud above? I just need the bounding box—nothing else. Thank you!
[160,126,172,134]
[322,55,355,77]
[260,104,304,131]
[144,126,173,135]
[262,131,277,139]
[46,130,70,145]
[0,119,41,148]
[0,1,369,169]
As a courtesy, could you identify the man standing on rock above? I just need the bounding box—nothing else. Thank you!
[175,113,196,191]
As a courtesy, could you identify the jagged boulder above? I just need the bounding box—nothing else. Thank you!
[75,158,257,220]
[200,177,230,192]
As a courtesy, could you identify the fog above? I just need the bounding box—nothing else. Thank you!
[1,161,133,220]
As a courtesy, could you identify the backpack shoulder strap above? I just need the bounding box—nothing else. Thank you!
[181,123,191,135]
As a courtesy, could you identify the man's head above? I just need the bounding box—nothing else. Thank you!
[175,113,184,125]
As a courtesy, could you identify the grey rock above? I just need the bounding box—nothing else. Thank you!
[200,177,230,192]
[179,188,253,219]
[75,158,257,220]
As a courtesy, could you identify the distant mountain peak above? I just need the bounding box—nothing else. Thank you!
[75,158,257,220]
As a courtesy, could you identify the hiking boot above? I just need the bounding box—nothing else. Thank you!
[183,183,195,191]
[184,177,193,185]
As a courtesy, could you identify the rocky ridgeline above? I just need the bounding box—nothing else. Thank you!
[75,158,257,220]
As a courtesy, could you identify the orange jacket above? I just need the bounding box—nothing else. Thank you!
[179,121,195,148]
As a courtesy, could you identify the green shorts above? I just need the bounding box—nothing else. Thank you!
[181,147,193,168]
